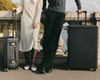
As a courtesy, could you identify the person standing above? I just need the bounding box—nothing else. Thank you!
[12,0,43,71]
[38,0,83,74]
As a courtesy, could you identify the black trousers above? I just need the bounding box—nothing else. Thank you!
[41,10,65,68]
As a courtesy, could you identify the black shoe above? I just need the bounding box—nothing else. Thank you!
[45,68,53,73]
[37,67,46,74]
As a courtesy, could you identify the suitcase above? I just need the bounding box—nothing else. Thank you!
[0,12,19,71]
[67,11,98,71]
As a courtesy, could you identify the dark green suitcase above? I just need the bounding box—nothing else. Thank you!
[67,11,98,71]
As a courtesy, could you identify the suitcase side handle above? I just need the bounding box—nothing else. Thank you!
[78,11,87,25]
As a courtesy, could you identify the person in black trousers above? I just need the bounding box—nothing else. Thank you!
[38,0,83,74]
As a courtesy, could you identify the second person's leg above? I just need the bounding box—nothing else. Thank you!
[31,49,37,71]
[45,12,65,72]
[24,52,30,70]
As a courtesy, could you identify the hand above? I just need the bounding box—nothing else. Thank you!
[77,9,83,14]
[12,8,16,12]
[33,22,38,29]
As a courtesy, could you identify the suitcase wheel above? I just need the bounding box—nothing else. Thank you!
[4,68,8,72]
[66,67,70,70]
[16,67,18,70]
[89,68,96,71]
[17,67,19,70]
[93,68,96,71]
[14,66,18,70]
[66,68,69,70]
[66,61,69,70]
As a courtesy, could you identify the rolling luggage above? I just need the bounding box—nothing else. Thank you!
[0,12,19,71]
[67,11,98,71]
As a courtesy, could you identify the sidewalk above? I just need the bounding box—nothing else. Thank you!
[0,66,100,80]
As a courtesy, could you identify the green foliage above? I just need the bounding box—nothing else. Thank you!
[40,23,44,30]
[0,0,17,33]
[0,0,17,11]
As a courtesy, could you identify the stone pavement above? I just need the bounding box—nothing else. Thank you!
[0,66,100,80]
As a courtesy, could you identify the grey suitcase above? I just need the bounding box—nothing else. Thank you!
[0,37,19,71]
[0,12,19,71]
[67,11,98,71]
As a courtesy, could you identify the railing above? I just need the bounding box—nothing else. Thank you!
[0,11,100,37]
[0,11,100,65]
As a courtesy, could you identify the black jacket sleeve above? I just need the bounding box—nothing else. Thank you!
[42,0,46,11]
[75,0,82,9]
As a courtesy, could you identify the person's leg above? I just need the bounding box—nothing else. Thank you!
[44,12,65,71]
[38,10,57,73]
[31,49,37,66]
[40,10,57,67]
[24,52,30,65]
[24,52,30,70]
[31,49,37,71]
[39,11,65,73]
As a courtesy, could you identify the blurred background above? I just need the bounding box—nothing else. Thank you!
[12,0,100,12]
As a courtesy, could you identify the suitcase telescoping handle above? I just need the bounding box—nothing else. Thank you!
[78,11,87,25]
[12,10,17,38]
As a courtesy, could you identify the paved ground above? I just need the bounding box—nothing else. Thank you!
[0,66,100,80]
